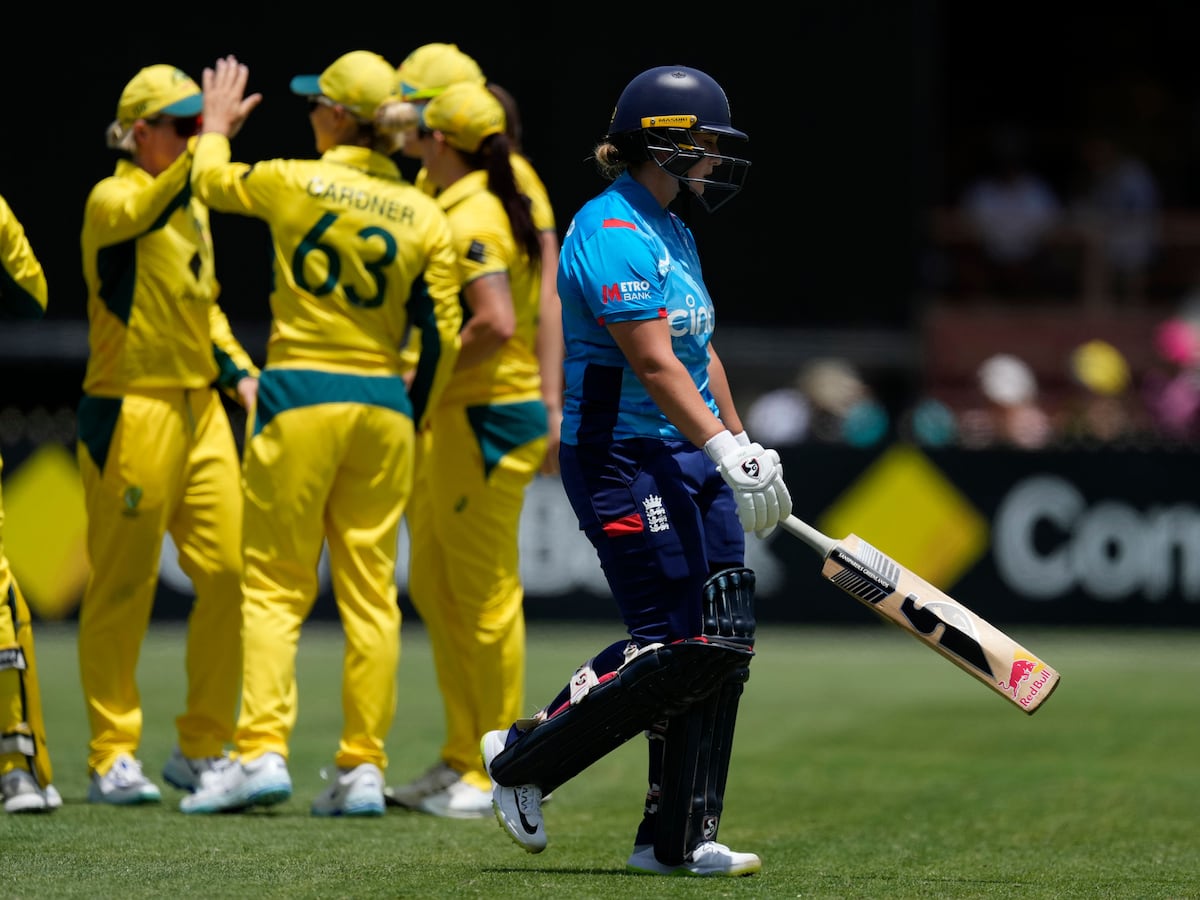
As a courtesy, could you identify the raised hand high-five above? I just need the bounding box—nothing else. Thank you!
[200,55,262,140]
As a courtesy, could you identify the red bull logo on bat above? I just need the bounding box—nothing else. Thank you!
[1000,654,1052,707]
[1001,657,1038,696]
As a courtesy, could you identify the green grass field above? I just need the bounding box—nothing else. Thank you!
[4,619,1198,899]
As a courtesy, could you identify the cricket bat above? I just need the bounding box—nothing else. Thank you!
[779,514,1060,714]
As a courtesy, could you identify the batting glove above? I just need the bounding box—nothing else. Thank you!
[705,429,793,538]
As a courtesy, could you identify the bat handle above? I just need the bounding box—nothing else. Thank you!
[779,515,837,558]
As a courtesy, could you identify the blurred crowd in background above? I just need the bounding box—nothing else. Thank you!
[5,9,1200,458]
[740,98,1200,453]
[745,310,1200,452]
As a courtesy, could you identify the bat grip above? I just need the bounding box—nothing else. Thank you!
[779,515,837,558]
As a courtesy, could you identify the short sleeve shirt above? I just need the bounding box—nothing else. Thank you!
[557,172,719,444]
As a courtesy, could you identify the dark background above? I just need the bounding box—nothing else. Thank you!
[3,6,923,336]
[5,3,1200,387]
[6,5,1200,627]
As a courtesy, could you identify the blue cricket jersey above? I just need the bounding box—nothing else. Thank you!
[558,172,720,445]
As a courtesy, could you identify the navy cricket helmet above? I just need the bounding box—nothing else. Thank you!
[605,65,750,211]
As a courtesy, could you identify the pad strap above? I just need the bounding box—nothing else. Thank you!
[703,567,755,644]
[488,637,753,795]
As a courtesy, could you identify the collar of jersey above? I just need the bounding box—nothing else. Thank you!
[321,145,402,182]
[434,169,488,212]
[611,170,672,222]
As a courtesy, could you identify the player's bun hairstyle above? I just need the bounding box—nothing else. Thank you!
[375,100,421,153]
[595,65,750,210]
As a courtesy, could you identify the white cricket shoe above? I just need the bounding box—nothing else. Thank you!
[180,752,291,814]
[626,841,762,877]
[88,754,162,805]
[162,745,230,793]
[2,768,49,813]
[311,762,385,817]
[43,784,63,810]
[384,760,461,809]
[480,730,545,853]
[418,778,493,819]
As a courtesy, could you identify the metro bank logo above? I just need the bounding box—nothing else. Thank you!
[602,280,652,304]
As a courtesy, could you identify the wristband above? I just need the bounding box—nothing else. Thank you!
[704,429,740,464]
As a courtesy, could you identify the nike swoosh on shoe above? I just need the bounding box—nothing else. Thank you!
[515,790,540,834]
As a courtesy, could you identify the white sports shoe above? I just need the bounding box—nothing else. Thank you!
[417,778,492,819]
[626,841,762,877]
[43,784,63,810]
[384,760,461,809]
[311,763,385,817]
[162,745,230,793]
[88,754,162,805]
[180,752,291,814]
[480,730,546,853]
[2,768,50,813]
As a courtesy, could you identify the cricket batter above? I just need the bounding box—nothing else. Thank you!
[481,65,791,877]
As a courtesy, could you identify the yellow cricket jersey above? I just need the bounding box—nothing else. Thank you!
[1,192,48,596]
[0,454,11,599]
[81,151,257,398]
[436,169,542,408]
[404,153,553,382]
[414,152,555,233]
[1,193,48,321]
[511,153,556,235]
[190,137,461,426]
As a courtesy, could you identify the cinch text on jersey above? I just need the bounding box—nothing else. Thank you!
[666,305,713,337]
[306,178,416,224]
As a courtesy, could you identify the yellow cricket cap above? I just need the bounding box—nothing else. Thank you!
[396,43,485,100]
[421,81,505,153]
[290,51,398,121]
[116,65,202,126]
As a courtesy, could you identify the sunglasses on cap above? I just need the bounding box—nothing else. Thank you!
[145,115,201,138]
[306,95,338,113]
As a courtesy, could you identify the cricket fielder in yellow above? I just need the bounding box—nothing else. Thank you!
[388,43,565,816]
[181,52,461,817]
[0,193,62,813]
[78,65,260,805]
[394,43,562,475]
[390,82,548,818]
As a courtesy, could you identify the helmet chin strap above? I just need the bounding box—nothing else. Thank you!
[667,179,703,219]
[673,175,738,214]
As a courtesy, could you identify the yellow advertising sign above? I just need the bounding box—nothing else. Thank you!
[820,444,988,589]
[5,443,88,619]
